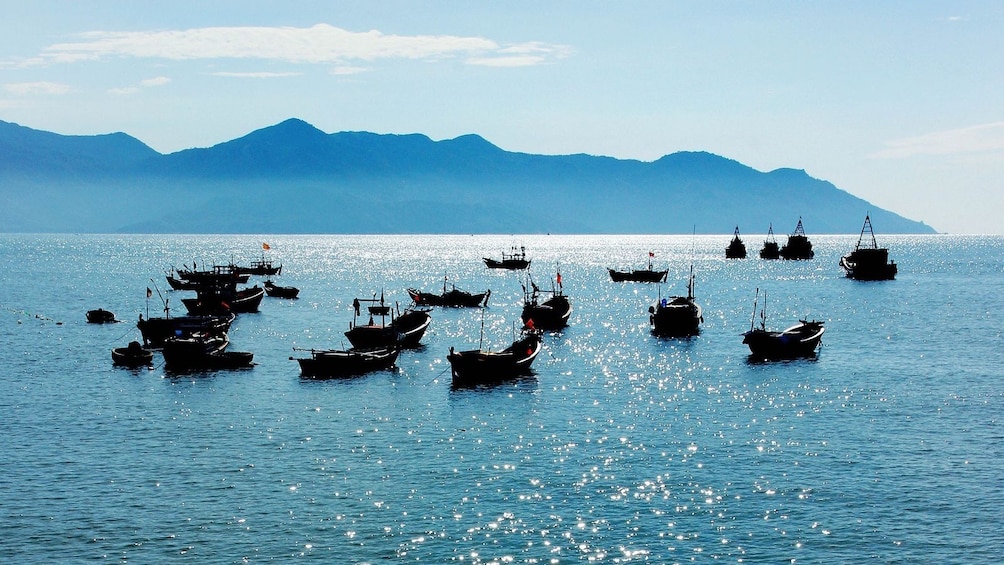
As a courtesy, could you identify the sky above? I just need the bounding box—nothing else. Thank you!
[1,1,1002,233]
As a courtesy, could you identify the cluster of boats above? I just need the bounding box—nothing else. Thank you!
[110,249,295,371]
[103,218,896,380]
[725,215,897,280]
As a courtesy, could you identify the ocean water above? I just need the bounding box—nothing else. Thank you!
[1,233,1002,563]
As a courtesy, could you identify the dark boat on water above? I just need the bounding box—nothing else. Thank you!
[780,218,814,260]
[345,293,433,349]
[263,280,299,298]
[649,266,702,337]
[408,278,490,308]
[521,272,572,330]
[840,214,897,281]
[181,285,265,315]
[760,224,780,259]
[111,341,153,367]
[137,311,235,348]
[447,330,542,387]
[725,226,747,259]
[165,274,200,291]
[483,246,530,270]
[86,308,117,324]
[174,264,250,285]
[608,252,668,282]
[234,257,282,277]
[293,346,400,378]
[742,290,824,360]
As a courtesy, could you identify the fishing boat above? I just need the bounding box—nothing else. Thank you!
[293,346,400,378]
[608,252,668,282]
[263,280,299,298]
[483,246,531,270]
[649,266,702,337]
[521,271,572,330]
[165,274,200,290]
[742,289,824,359]
[780,218,815,260]
[345,292,432,348]
[181,284,265,315]
[840,214,897,281]
[234,258,282,277]
[111,341,153,367]
[447,330,542,387]
[86,308,117,324]
[161,333,232,370]
[174,264,250,285]
[725,226,747,259]
[759,224,780,259]
[408,278,490,307]
[137,311,235,348]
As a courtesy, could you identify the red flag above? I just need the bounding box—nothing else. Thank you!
[146,287,153,298]
[556,272,562,287]
[649,251,655,258]
[262,242,271,250]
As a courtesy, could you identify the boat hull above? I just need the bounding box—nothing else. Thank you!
[408,288,490,308]
[743,321,824,360]
[111,342,153,367]
[521,295,572,330]
[295,347,400,378]
[137,312,235,348]
[264,281,300,298]
[608,269,668,283]
[650,298,702,337]
[448,333,542,387]
[840,249,897,281]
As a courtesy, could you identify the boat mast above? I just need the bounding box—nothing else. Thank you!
[749,288,760,332]
[859,213,878,250]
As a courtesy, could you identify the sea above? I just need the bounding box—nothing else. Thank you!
[1,233,1002,563]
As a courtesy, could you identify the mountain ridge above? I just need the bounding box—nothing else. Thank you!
[0,118,935,234]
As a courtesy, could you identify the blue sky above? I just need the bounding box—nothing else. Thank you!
[2,1,1002,233]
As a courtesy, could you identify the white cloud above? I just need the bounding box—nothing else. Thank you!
[330,66,368,76]
[871,122,1004,159]
[32,24,568,68]
[140,76,171,87]
[3,81,72,95]
[108,76,170,95]
[467,55,546,67]
[211,71,303,78]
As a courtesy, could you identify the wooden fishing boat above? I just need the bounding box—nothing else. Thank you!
[111,341,153,367]
[608,252,668,282]
[725,226,747,259]
[483,246,531,270]
[263,280,300,298]
[780,218,815,260]
[162,333,234,370]
[137,311,235,348]
[649,266,702,337]
[742,289,825,360]
[408,278,490,307]
[521,271,571,330]
[181,285,265,315]
[293,346,400,378]
[759,224,780,260]
[345,295,432,349]
[447,331,542,387]
[234,258,282,277]
[86,308,117,324]
[840,214,897,280]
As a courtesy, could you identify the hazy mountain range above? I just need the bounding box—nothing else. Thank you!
[0,118,935,234]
